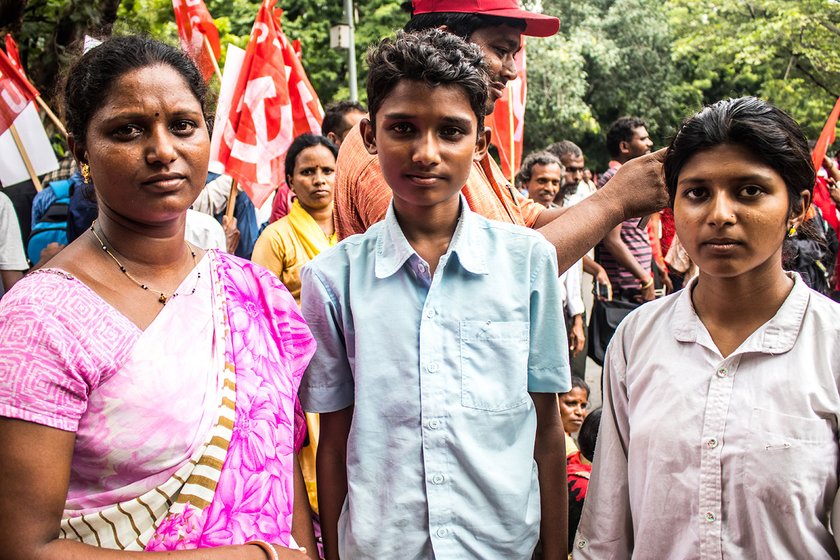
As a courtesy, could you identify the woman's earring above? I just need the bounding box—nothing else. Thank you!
[788,224,797,237]
[80,163,91,184]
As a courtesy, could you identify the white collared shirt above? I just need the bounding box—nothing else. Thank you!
[575,273,840,559]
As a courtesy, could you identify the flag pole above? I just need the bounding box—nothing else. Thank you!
[35,97,67,137]
[9,123,42,191]
[507,82,515,184]
[225,178,238,219]
[203,35,223,82]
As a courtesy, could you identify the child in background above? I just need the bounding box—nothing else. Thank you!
[300,29,570,560]
[559,378,591,553]
[568,407,601,553]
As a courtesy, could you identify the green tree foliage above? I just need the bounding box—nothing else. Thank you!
[527,0,703,166]
[669,0,840,140]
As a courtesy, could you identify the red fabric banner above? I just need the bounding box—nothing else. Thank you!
[4,35,26,78]
[172,0,221,82]
[487,39,526,183]
[216,0,322,207]
[0,47,38,136]
[812,96,840,172]
[278,19,323,140]
[0,43,38,100]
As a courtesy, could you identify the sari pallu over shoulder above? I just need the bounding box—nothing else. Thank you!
[59,250,315,550]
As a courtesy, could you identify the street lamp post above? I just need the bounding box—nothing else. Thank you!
[344,0,357,101]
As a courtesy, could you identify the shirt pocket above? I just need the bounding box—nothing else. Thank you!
[460,320,529,411]
[742,407,837,513]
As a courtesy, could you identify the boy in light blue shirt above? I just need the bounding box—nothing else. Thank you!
[300,29,571,560]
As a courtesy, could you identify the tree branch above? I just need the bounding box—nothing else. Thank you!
[794,60,840,99]
[819,19,840,38]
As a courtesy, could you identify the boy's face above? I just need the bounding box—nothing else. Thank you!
[362,80,489,212]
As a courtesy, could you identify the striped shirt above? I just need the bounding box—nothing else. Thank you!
[596,162,652,292]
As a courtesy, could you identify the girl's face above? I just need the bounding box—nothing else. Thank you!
[559,387,589,434]
[673,143,809,282]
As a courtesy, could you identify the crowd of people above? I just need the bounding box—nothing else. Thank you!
[1,0,840,559]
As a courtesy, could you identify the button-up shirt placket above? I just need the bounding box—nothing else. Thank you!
[698,356,740,559]
[417,254,456,555]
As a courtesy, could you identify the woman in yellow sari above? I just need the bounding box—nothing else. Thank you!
[252,134,338,519]
[253,134,338,305]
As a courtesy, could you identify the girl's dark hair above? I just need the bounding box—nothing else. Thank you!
[664,97,815,216]
[284,134,338,182]
[578,407,602,462]
[63,35,209,145]
[366,29,488,133]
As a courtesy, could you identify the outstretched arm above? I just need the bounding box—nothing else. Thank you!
[533,150,668,274]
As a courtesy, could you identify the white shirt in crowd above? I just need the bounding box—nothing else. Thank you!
[558,260,585,319]
[185,209,227,251]
[0,191,28,273]
[575,273,840,559]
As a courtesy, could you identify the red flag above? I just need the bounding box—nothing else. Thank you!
[812,96,840,172]
[216,0,322,207]
[4,34,25,78]
[0,48,37,136]
[0,42,38,100]
[487,39,526,183]
[279,27,323,138]
[172,0,220,82]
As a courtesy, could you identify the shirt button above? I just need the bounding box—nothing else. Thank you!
[705,511,716,522]
[428,419,441,429]
[577,538,588,549]
[706,438,718,449]
[432,474,445,485]
[425,308,436,318]
[716,367,728,378]
[436,527,448,538]
[417,263,427,273]
[427,362,439,373]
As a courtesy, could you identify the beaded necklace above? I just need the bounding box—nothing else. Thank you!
[90,221,200,305]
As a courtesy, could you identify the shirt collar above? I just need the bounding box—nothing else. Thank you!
[374,194,489,279]
[672,272,810,355]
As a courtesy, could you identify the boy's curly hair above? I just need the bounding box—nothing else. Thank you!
[366,29,489,133]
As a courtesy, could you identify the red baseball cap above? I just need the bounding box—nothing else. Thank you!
[412,0,560,37]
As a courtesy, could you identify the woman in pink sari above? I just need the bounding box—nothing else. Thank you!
[0,36,317,559]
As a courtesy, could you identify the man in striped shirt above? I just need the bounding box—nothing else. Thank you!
[596,116,656,301]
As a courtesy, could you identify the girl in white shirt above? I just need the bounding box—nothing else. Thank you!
[576,97,840,559]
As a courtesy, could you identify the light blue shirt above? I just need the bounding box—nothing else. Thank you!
[300,197,571,559]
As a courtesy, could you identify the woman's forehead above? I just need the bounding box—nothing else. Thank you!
[97,64,201,114]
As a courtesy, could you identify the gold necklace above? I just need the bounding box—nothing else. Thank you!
[90,221,199,305]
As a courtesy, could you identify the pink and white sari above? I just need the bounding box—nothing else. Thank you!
[0,250,315,550]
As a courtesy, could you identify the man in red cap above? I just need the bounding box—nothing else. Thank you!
[334,0,667,279]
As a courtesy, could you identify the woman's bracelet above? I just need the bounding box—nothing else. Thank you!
[639,276,654,290]
[247,540,279,560]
